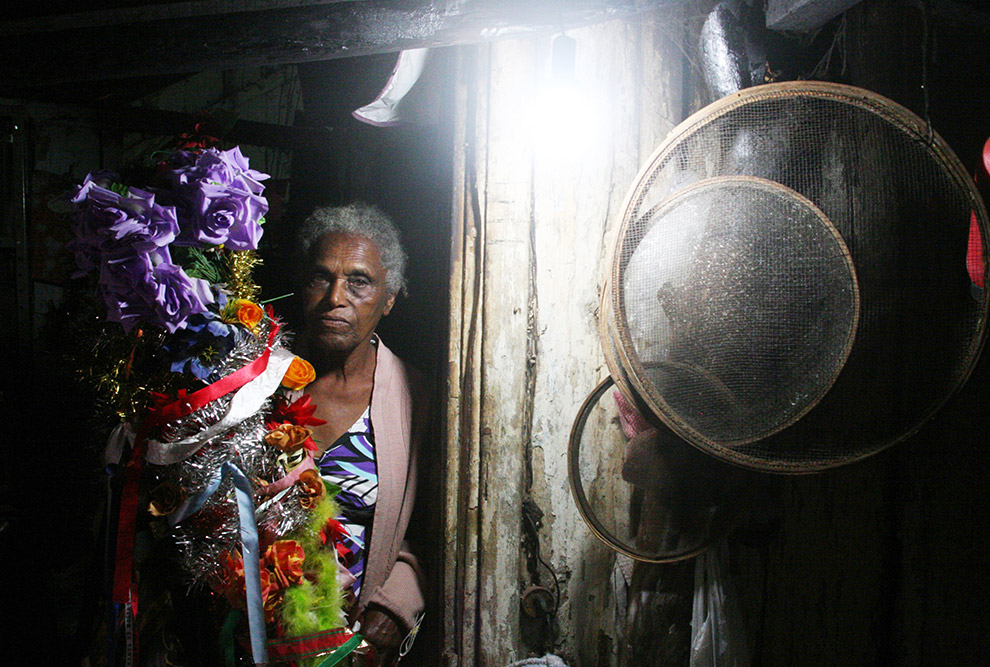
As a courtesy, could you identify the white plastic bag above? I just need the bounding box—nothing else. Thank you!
[690,542,750,667]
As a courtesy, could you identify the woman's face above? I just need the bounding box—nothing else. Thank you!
[300,232,395,355]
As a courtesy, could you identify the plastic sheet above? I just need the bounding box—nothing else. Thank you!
[690,543,750,667]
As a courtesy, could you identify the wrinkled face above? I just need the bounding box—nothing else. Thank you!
[301,232,395,354]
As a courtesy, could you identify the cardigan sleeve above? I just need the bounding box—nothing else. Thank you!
[363,542,426,631]
[360,340,431,633]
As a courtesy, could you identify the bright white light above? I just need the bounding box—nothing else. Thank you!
[526,76,608,165]
[497,35,610,170]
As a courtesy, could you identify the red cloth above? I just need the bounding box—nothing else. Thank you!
[966,136,990,288]
[267,628,355,662]
[613,388,652,439]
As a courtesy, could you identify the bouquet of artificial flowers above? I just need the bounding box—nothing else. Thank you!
[70,146,369,666]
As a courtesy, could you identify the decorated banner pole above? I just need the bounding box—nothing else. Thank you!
[71,144,360,666]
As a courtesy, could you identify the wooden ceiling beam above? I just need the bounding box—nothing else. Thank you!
[0,0,661,91]
[95,105,340,151]
[0,1,357,34]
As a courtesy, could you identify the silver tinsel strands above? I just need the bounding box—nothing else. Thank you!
[147,316,311,588]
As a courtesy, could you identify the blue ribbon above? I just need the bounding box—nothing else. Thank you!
[171,461,269,666]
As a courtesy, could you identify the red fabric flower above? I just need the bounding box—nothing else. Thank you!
[321,517,348,545]
[267,394,327,429]
[174,122,220,150]
[321,517,355,566]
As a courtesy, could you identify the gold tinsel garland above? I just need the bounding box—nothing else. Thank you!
[224,249,263,301]
[79,326,186,425]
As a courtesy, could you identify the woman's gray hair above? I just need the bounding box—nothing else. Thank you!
[297,202,408,296]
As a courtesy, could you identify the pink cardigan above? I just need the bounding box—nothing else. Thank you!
[354,338,428,632]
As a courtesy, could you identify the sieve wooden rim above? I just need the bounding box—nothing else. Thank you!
[567,375,746,563]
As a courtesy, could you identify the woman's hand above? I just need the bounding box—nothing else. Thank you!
[358,606,404,666]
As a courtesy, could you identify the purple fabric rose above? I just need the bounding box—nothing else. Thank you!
[97,249,158,331]
[106,186,179,253]
[167,147,268,196]
[168,147,270,250]
[69,175,179,276]
[186,181,267,250]
[67,146,265,333]
[94,245,211,333]
[68,175,125,275]
[151,262,215,333]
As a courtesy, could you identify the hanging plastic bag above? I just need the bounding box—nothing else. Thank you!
[689,542,750,667]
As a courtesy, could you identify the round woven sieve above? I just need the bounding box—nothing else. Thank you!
[615,175,859,448]
[568,376,748,562]
[608,81,990,472]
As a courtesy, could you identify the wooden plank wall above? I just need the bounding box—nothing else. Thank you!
[442,8,691,666]
[443,1,990,666]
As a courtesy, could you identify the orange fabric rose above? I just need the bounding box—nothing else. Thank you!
[234,299,264,331]
[219,550,247,608]
[260,568,277,608]
[220,550,279,614]
[296,469,325,498]
[296,468,325,509]
[264,423,313,452]
[281,356,316,390]
[264,540,305,589]
[263,585,282,624]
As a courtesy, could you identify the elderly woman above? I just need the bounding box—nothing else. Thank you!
[293,203,428,664]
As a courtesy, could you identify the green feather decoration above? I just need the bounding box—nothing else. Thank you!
[276,488,348,666]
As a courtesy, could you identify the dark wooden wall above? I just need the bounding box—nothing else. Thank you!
[722,2,990,664]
